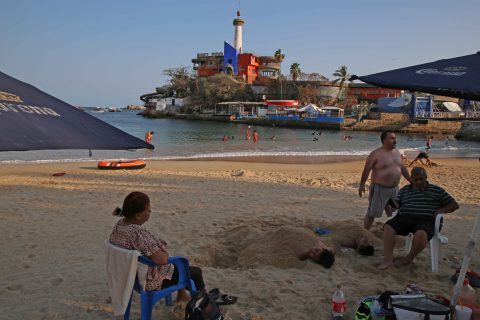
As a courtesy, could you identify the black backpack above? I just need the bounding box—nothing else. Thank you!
[185,290,224,320]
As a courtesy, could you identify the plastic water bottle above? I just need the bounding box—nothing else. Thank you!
[332,284,346,319]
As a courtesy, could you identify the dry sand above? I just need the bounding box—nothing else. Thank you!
[0,158,479,319]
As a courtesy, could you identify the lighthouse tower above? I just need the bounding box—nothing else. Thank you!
[233,10,244,53]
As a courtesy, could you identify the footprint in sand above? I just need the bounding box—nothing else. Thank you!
[6,284,23,291]
[50,277,63,286]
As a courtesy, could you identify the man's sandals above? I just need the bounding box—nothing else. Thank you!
[208,288,238,306]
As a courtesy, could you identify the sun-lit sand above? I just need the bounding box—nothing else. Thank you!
[0,158,479,319]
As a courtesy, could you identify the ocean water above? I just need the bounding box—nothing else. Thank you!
[1,109,479,163]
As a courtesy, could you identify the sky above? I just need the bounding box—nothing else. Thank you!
[1,0,479,107]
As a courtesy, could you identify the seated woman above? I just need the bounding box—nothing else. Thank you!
[109,191,204,301]
[297,240,335,268]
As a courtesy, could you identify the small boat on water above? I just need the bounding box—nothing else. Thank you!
[92,107,106,112]
[97,159,146,170]
[108,107,122,112]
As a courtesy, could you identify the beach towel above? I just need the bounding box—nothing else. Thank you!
[103,240,148,316]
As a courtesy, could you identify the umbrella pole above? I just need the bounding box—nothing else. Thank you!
[450,212,480,307]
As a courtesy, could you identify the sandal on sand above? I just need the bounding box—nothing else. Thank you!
[314,227,331,236]
[216,294,238,305]
[208,288,221,301]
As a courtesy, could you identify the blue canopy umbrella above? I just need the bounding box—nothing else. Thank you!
[0,70,153,151]
[351,52,480,101]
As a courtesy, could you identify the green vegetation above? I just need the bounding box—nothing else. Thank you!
[274,49,285,75]
[332,65,350,103]
[290,63,301,82]
[155,63,351,112]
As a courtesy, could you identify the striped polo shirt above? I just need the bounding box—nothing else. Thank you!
[395,183,455,217]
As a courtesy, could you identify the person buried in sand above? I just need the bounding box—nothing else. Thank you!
[359,130,411,230]
[297,239,335,268]
[109,191,205,302]
[330,222,380,256]
[379,167,459,270]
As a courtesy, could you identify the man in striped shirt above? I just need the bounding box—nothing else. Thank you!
[378,166,459,270]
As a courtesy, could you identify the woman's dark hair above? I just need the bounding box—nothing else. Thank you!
[316,250,335,268]
[113,192,150,219]
[358,244,375,256]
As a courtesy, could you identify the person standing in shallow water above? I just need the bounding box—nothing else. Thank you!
[426,136,433,150]
[145,131,154,144]
[246,126,252,140]
[358,131,411,230]
[253,130,258,143]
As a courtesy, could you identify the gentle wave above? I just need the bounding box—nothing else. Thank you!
[0,150,372,164]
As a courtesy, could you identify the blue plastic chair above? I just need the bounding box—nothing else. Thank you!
[124,256,197,320]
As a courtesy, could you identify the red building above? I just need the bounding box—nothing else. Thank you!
[192,52,224,77]
[191,11,281,85]
[237,53,259,84]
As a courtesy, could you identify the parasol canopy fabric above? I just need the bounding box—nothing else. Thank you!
[351,52,480,101]
[0,71,153,151]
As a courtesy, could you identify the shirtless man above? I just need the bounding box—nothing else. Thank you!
[359,131,411,230]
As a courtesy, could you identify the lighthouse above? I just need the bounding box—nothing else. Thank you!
[233,10,244,53]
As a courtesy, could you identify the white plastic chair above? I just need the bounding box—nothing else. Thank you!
[405,214,448,272]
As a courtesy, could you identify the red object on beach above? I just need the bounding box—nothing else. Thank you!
[97,159,146,170]
[52,172,66,176]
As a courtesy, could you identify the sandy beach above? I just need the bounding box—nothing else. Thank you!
[0,158,479,319]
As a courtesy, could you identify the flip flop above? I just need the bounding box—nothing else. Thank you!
[216,294,237,306]
[52,172,66,176]
[354,301,371,320]
[208,288,220,301]
[314,227,331,236]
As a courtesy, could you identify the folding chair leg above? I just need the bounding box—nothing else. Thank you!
[430,237,440,273]
[165,294,173,306]
[140,296,153,320]
[124,293,133,320]
[405,233,413,254]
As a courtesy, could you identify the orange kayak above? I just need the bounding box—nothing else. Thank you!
[97,159,146,170]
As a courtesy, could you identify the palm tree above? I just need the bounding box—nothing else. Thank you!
[290,63,301,82]
[274,49,285,62]
[274,49,285,76]
[332,65,350,104]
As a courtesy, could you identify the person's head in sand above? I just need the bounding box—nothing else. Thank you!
[356,236,375,256]
[297,240,335,268]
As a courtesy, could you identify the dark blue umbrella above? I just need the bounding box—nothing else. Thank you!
[351,52,480,101]
[0,71,153,151]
